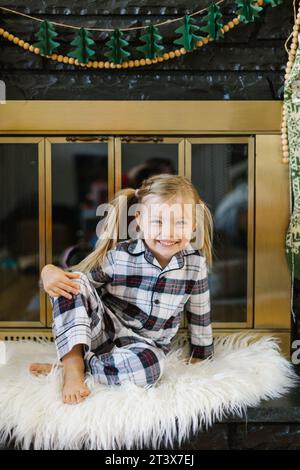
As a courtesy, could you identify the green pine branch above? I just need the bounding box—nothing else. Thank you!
[201,2,224,40]
[173,15,203,51]
[32,20,60,56]
[136,25,165,59]
[67,27,96,65]
[104,29,131,64]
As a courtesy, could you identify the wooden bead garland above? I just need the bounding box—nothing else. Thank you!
[281,2,300,164]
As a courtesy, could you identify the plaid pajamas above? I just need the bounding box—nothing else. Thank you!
[49,238,213,388]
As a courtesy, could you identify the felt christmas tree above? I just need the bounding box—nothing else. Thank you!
[67,27,96,65]
[201,1,224,40]
[235,0,263,23]
[264,0,282,6]
[136,25,165,59]
[173,15,203,52]
[104,29,130,64]
[32,20,60,56]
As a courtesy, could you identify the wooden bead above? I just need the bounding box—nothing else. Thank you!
[86,61,92,68]
[175,49,181,57]
[29,45,35,52]
[140,58,146,66]
[128,60,134,68]
[122,61,128,68]
[223,25,230,33]
[169,51,175,59]
[3,31,9,39]
[34,47,40,55]
[109,62,116,68]
[63,56,69,64]
[291,43,297,50]
[0,28,4,36]
[197,40,203,47]
[228,21,235,29]
[282,145,289,152]
[257,0,264,6]
[57,55,63,62]
[51,54,58,60]
[233,18,239,25]
[152,57,158,63]
[283,151,289,158]
[68,57,75,64]
[134,59,140,66]
[8,34,14,41]
[157,56,164,62]
[23,42,30,50]
[98,61,104,68]
[13,37,19,44]
[282,158,289,164]
[202,37,209,44]
[145,58,152,65]
[104,61,110,68]
[116,64,122,68]
[296,18,300,25]
[163,53,170,60]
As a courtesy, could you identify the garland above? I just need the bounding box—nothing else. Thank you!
[0,0,282,68]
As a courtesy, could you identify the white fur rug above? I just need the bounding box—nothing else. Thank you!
[0,333,298,450]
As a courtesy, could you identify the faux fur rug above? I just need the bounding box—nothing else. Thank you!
[0,333,298,450]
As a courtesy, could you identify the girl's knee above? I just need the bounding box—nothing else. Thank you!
[134,347,165,387]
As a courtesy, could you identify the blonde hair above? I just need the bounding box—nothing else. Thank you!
[70,174,214,273]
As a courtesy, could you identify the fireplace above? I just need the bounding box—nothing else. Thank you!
[0,101,291,355]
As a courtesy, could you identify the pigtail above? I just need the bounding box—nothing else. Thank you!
[69,187,137,273]
[201,201,214,272]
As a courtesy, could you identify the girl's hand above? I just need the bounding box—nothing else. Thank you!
[41,264,81,300]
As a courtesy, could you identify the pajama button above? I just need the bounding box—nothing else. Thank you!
[154,299,160,304]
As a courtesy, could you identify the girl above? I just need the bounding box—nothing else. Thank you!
[30,174,214,405]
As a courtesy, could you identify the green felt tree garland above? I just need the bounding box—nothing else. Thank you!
[32,20,60,56]
[67,27,96,64]
[2,0,285,66]
[201,1,224,40]
[137,25,165,59]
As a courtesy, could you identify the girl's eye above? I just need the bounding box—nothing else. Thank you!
[151,220,162,224]
[176,220,187,225]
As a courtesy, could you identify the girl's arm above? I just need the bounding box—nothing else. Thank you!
[39,264,81,299]
[185,256,214,361]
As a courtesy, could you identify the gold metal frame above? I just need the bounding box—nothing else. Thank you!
[44,137,115,326]
[0,137,46,327]
[0,101,282,134]
[185,137,254,329]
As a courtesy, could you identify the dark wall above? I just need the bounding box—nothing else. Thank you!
[0,0,295,100]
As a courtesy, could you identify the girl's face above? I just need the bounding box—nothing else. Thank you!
[136,193,196,262]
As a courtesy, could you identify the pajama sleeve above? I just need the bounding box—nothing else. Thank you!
[86,250,114,290]
[185,256,214,360]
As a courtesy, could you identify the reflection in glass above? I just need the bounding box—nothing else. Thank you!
[51,144,108,267]
[191,144,248,323]
[121,143,177,188]
[0,144,40,321]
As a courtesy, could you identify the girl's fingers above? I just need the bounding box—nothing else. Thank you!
[52,287,72,299]
[57,281,80,295]
[65,272,81,278]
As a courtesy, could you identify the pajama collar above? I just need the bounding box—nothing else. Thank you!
[127,237,200,271]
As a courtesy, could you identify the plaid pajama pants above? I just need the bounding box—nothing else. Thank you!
[50,271,166,388]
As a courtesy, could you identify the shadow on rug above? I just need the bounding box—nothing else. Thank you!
[0,332,298,450]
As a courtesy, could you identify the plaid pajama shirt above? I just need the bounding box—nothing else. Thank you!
[49,237,214,388]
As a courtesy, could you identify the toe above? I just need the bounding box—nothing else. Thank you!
[80,388,90,397]
[75,392,83,403]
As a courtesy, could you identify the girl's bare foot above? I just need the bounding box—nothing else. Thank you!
[29,363,53,375]
[62,356,90,405]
